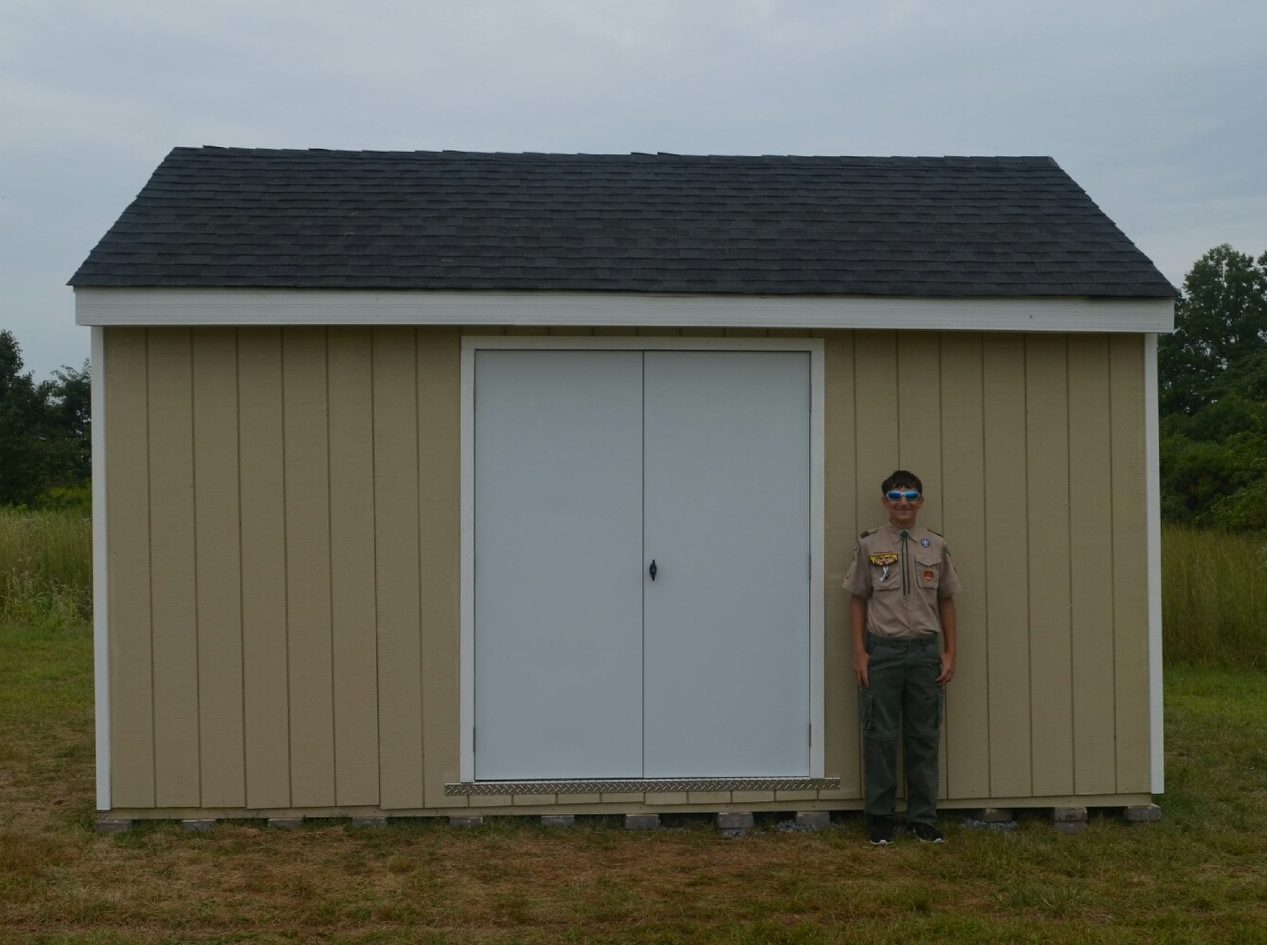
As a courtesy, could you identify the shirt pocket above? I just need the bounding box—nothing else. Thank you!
[915,555,941,589]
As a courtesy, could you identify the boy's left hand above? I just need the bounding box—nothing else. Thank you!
[937,653,956,686]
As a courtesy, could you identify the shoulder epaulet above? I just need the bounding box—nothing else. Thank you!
[860,528,877,538]
[928,529,943,537]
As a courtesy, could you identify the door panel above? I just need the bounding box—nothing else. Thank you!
[473,350,644,779]
[642,351,811,777]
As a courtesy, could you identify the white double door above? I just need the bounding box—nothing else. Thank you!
[473,348,810,780]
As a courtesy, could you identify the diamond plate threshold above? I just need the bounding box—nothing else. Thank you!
[446,777,840,796]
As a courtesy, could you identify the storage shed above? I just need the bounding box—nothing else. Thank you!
[72,148,1175,822]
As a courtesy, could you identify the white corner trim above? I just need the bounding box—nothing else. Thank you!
[91,327,110,811]
[75,287,1176,334]
[1144,333,1164,794]
[458,335,827,783]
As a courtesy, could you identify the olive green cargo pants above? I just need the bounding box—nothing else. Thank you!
[860,634,943,826]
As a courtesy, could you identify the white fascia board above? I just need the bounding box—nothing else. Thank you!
[75,288,1175,334]
[91,326,110,811]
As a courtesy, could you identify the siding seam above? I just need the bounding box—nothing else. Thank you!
[1107,335,1119,794]
[980,336,991,798]
[145,329,157,806]
[281,330,293,807]
[1066,336,1076,795]
[189,330,203,808]
[370,332,381,807]
[326,328,338,804]
[235,329,248,806]
[416,329,427,803]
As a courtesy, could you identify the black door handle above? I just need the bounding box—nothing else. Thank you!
[649,559,657,581]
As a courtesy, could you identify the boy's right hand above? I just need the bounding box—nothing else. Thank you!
[854,651,869,688]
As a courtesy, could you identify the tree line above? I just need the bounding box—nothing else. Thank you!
[1159,244,1267,529]
[2,247,1266,523]
[0,331,90,508]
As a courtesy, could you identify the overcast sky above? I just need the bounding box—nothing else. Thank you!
[3,0,1264,379]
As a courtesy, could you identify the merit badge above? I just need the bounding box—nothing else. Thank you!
[922,569,935,583]
[921,537,931,547]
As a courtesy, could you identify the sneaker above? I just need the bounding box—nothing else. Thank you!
[869,819,895,845]
[909,822,945,843]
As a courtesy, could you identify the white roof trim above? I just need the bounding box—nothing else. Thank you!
[75,288,1175,333]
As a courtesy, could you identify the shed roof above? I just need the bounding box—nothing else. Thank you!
[70,147,1176,299]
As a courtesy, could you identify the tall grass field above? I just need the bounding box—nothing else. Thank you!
[1,509,1261,668]
[0,508,91,630]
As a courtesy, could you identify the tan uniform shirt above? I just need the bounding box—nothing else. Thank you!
[842,523,961,639]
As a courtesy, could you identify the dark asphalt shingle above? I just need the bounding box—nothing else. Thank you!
[69,148,1177,298]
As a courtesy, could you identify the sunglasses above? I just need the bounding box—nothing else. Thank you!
[885,490,921,502]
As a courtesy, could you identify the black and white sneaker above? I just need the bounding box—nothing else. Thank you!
[869,819,895,845]
[909,822,945,843]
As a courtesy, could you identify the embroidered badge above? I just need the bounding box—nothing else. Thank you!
[868,553,898,567]
[920,537,931,547]
[922,569,935,583]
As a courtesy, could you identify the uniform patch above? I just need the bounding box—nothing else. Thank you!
[922,569,935,583]
[920,538,931,547]
[868,553,899,567]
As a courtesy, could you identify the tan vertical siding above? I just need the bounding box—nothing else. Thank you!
[105,328,155,808]
[147,329,200,807]
[853,333,900,526]
[191,329,245,807]
[981,335,1032,798]
[328,329,380,805]
[1068,335,1118,795]
[238,328,291,808]
[821,332,859,799]
[896,332,947,793]
[939,333,989,799]
[281,328,336,807]
[898,333,943,531]
[418,329,465,809]
[104,325,1156,813]
[373,328,425,809]
[1110,335,1151,792]
[1025,334,1074,796]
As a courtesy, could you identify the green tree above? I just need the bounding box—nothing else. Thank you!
[0,332,92,506]
[1157,245,1267,528]
[1158,244,1267,417]
[0,330,53,505]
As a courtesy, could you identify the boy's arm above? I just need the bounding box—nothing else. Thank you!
[937,596,957,686]
[851,594,870,687]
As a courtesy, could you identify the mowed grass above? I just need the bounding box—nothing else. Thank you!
[2,622,1266,944]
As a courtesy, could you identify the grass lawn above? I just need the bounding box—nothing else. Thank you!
[1,622,1265,944]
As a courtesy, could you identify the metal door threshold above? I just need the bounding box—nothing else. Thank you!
[446,777,840,796]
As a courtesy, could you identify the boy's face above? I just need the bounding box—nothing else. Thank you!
[882,486,923,530]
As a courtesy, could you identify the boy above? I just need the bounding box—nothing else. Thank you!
[843,470,960,845]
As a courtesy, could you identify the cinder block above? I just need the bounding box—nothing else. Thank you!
[1051,806,1087,823]
[448,815,485,829]
[1124,804,1163,824]
[350,816,389,829]
[977,808,1014,823]
[541,814,575,828]
[794,811,831,830]
[95,818,133,834]
[714,805,750,825]
[624,813,660,831]
[267,817,304,830]
[182,819,216,833]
